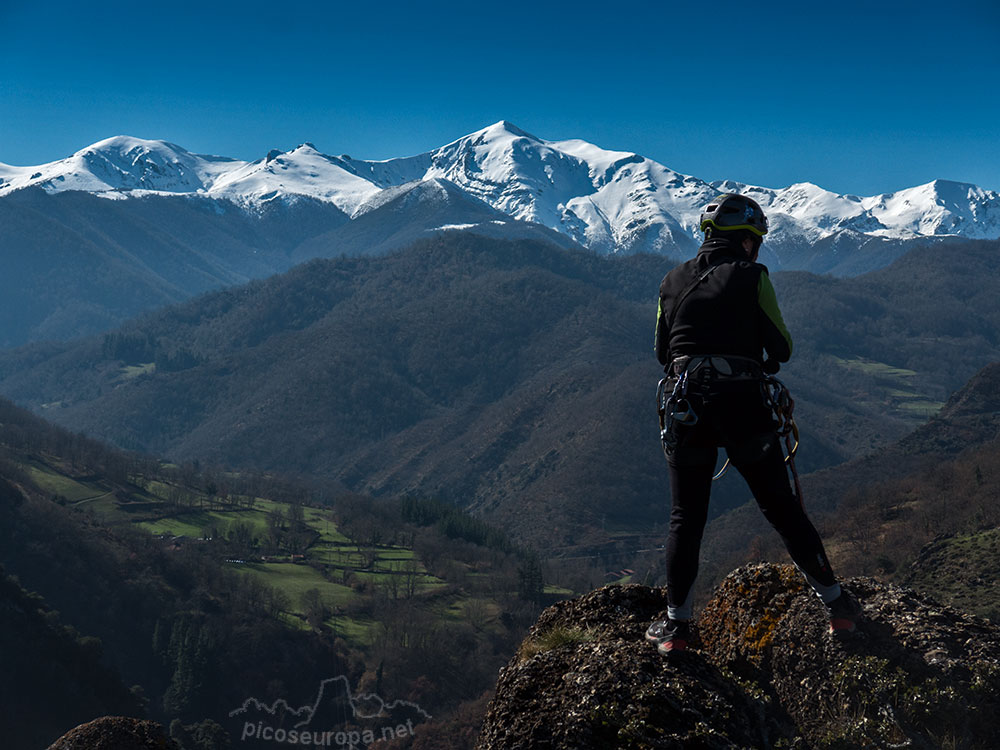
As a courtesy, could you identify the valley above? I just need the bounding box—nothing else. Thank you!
[2,235,999,551]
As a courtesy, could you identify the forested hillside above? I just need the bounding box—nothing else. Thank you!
[0,558,143,749]
[1,235,998,549]
[0,396,554,749]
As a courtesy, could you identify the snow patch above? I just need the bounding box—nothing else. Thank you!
[435,223,479,231]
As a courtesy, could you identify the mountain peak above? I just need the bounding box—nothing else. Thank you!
[82,135,190,157]
[482,120,536,140]
[924,177,993,202]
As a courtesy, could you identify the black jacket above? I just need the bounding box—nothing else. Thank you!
[655,237,792,367]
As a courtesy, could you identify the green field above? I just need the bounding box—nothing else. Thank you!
[305,541,422,569]
[141,512,234,538]
[138,507,274,538]
[832,357,918,379]
[302,507,351,543]
[833,357,943,418]
[231,561,358,606]
[21,454,507,650]
[23,462,105,502]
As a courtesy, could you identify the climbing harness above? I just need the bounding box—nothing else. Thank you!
[656,371,731,479]
[656,365,804,499]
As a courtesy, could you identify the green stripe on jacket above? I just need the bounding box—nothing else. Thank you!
[757,272,793,358]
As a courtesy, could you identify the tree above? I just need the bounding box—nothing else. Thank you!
[517,556,544,604]
[163,620,216,719]
[226,522,256,558]
[300,587,329,630]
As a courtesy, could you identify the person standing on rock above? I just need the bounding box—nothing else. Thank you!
[646,193,860,656]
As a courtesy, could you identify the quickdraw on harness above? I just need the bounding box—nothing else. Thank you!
[656,370,697,457]
[763,375,804,506]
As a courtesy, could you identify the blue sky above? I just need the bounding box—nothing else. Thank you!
[1,0,998,195]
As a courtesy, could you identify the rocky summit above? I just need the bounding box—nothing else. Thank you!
[47,716,178,750]
[477,563,1000,749]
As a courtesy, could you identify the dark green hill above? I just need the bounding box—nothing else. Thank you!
[0,556,143,749]
[0,235,671,548]
[0,188,347,346]
[1,235,998,549]
[0,406,355,748]
[799,360,1000,517]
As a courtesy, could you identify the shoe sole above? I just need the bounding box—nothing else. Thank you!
[830,616,857,631]
[657,640,688,656]
[830,618,859,640]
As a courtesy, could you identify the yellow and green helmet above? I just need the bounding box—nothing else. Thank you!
[699,193,769,237]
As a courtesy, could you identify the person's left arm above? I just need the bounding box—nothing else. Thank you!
[757,271,792,363]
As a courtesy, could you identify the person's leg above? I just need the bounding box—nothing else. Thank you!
[730,431,841,603]
[664,439,717,621]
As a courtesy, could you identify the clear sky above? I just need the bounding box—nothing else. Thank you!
[1,0,998,196]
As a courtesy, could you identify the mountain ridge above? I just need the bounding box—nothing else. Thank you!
[4,121,999,267]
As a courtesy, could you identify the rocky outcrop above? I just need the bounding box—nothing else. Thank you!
[477,563,1000,749]
[47,716,178,750]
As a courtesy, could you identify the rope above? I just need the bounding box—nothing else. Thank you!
[712,459,731,481]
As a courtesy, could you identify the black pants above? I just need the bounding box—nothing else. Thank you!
[663,385,837,620]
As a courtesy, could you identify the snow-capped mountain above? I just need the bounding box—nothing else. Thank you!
[3,122,999,266]
[0,136,240,196]
[0,136,383,215]
[288,176,580,262]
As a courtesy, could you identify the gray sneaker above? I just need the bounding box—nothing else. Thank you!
[645,618,691,655]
